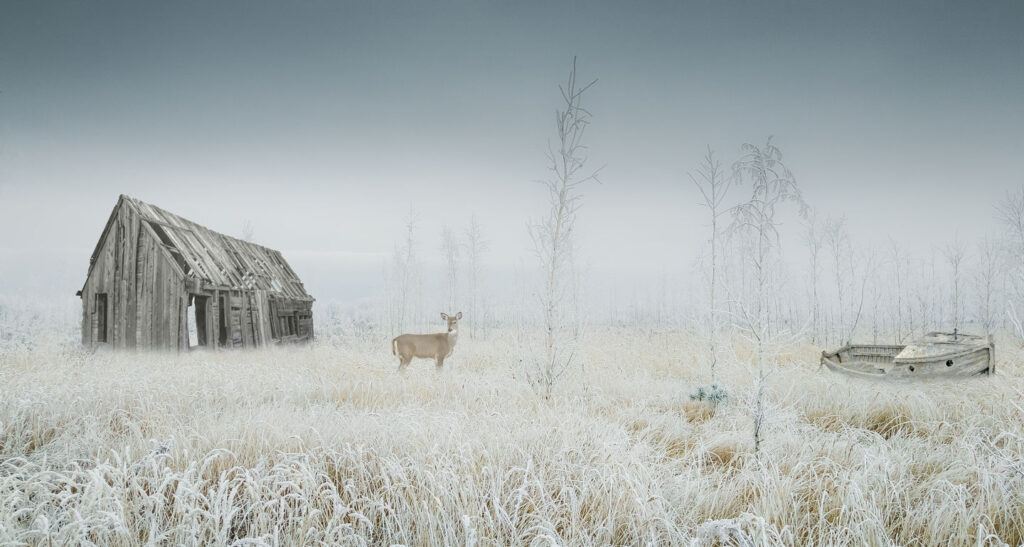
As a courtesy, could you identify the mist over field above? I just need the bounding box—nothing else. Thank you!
[3,1,1024,545]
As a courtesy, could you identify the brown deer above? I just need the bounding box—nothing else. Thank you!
[392,312,462,371]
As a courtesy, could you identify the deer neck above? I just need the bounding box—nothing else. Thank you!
[447,329,459,348]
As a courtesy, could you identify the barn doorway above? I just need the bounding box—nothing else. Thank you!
[218,295,229,346]
[187,295,209,348]
[95,293,108,343]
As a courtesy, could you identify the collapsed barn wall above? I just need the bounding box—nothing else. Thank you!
[193,289,312,349]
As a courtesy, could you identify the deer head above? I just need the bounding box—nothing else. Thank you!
[440,312,462,333]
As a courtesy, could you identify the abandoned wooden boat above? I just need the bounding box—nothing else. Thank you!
[820,331,994,379]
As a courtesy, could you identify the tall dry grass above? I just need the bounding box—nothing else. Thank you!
[1,328,1023,545]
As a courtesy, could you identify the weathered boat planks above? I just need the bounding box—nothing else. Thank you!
[821,332,994,379]
[77,195,314,351]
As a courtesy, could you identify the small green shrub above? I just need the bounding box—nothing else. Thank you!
[689,383,729,405]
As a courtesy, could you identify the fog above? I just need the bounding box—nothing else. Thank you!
[2,1,1022,311]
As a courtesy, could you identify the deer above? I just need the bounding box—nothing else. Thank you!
[392,312,462,371]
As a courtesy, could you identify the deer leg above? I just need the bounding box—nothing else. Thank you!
[398,355,412,372]
[435,356,445,370]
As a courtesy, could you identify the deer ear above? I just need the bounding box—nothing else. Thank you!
[440,313,448,320]
[456,312,463,320]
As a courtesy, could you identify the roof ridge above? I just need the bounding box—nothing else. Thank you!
[128,195,282,254]
[82,195,310,300]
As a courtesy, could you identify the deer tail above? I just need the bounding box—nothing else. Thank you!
[391,337,398,356]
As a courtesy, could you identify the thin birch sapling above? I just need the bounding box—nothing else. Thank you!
[943,235,967,334]
[802,212,824,343]
[525,57,601,399]
[729,138,807,453]
[464,214,489,339]
[691,146,731,384]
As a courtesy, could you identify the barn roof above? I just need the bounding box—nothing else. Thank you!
[85,195,312,301]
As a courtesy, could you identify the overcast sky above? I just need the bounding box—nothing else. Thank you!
[1,1,1022,306]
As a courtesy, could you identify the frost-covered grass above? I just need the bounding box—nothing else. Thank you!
[2,327,1023,545]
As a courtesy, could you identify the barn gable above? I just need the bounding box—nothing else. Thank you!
[79,195,314,350]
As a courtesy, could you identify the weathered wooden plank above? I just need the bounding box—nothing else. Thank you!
[143,233,154,349]
[133,222,144,347]
[268,298,278,340]
[137,235,146,350]
[232,293,243,347]
[169,271,178,349]
[247,292,256,346]
[155,237,163,348]
[158,256,168,349]
[116,211,127,348]
[145,217,197,234]
[260,293,269,345]
[111,215,119,348]
[179,292,187,351]
[126,212,139,347]
[255,291,269,346]
[211,290,220,349]
[80,290,89,345]
[152,235,160,349]
[240,292,252,348]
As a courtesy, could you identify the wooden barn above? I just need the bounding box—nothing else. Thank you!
[77,195,314,350]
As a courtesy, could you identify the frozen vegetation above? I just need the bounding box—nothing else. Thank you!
[2,318,1024,545]
[4,57,1024,547]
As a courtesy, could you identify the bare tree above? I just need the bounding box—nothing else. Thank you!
[384,209,420,337]
[976,234,1002,334]
[240,220,255,242]
[802,212,824,343]
[824,216,850,344]
[869,262,881,344]
[888,239,906,342]
[997,187,1024,341]
[525,57,600,399]
[464,214,489,339]
[924,249,940,334]
[944,235,967,333]
[913,256,931,337]
[997,187,1024,252]
[729,138,806,453]
[441,225,461,312]
[691,146,731,382]
[843,246,876,345]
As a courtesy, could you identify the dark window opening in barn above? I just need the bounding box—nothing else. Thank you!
[218,296,229,346]
[146,221,191,275]
[188,295,209,348]
[95,293,108,343]
[147,220,174,246]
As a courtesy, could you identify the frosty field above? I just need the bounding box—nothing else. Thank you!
[2,329,1023,546]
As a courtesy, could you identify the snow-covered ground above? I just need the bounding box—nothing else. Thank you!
[2,322,1022,545]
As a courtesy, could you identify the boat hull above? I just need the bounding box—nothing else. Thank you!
[821,336,993,379]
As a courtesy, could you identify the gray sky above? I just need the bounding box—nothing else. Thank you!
[2,1,1022,304]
